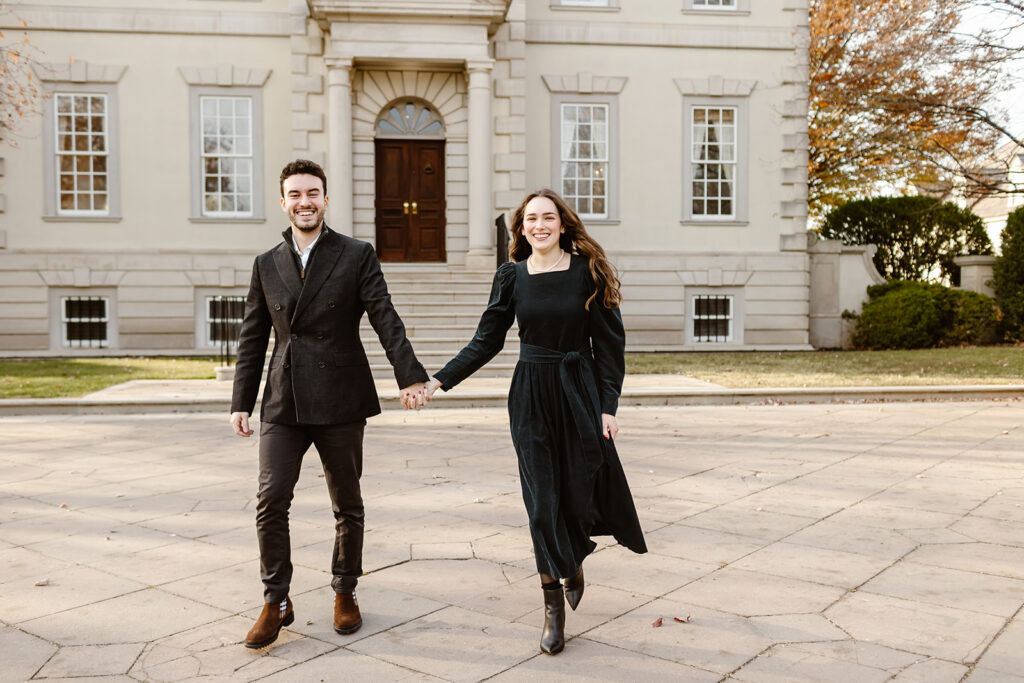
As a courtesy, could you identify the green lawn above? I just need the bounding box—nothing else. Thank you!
[0,348,1021,399]
[625,347,1024,388]
[0,357,217,399]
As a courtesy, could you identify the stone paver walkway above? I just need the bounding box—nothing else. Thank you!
[2,401,1024,681]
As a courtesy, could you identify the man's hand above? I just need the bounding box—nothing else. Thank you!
[401,382,427,410]
[601,413,619,440]
[424,378,442,402]
[231,411,254,437]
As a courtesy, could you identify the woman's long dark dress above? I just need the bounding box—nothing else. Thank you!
[433,256,647,579]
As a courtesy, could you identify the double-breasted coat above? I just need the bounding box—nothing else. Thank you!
[231,226,427,425]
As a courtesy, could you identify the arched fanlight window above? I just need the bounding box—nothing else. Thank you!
[375,100,445,139]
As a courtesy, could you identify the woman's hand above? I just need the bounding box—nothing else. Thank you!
[424,378,443,402]
[601,413,619,440]
[400,382,426,410]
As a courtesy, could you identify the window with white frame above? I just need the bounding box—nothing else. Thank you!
[55,93,110,215]
[691,295,732,342]
[200,96,254,217]
[205,295,245,347]
[560,103,609,218]
[691,106,737,219]
[61,296,109,348]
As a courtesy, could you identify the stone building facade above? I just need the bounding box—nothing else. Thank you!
[0,0,819,358]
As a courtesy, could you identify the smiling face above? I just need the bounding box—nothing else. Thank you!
[280,173,328,232]
[522,195,564,256]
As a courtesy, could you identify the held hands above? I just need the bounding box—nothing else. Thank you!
[400,382,427,410]
[231,411,254,437]
[424,378,442,401]
[602,413,619,440]
[400,378,443,410]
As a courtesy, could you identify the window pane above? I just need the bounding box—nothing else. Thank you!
[55,93,110,216]
[690,106,737,217]
[200,97,254,216]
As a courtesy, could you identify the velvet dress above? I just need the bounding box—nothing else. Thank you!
[434,256,647,579]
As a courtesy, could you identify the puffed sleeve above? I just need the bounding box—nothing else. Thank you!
[434,261,517,391]
[589,288,626,416]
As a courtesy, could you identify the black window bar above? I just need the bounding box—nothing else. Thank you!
[63,296,108,348]
[693,295,731,342]
[210,295,245,367]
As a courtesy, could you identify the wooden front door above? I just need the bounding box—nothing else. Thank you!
[375,139,446,262]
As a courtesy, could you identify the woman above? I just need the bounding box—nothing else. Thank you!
[420,189,646,655]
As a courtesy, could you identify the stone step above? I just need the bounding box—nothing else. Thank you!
[385,281,496,294]
[384,301,494,315]
[383,290,493,304]
[365,346,519,365]
[360,337,517,352]
[363,324,515,339]
[378,267,498,283]
[370,362,516,380]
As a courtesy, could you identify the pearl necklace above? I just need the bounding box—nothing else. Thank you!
[529,249,566,273]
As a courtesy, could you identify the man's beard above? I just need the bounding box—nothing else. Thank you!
[290,207,324,231]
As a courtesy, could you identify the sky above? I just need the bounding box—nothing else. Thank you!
[960,3,1024,139]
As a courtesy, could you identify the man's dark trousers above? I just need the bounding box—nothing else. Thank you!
[257,420,365,603]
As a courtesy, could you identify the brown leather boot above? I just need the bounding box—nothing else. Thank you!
[245,597,294,649]
[334,592,362,635]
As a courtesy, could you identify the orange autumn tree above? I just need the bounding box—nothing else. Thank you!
[0,7,43,146]
[808,0,1023,215]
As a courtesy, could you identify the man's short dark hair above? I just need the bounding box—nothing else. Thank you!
[279,159,327,197]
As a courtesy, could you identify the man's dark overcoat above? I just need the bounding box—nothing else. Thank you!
[231,225,427,424]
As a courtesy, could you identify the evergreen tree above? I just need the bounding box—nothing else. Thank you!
[993,207,1024,340]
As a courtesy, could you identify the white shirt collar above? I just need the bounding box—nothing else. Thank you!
[291,228,323,269]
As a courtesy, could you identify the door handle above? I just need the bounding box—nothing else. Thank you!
[411,202,418,215]
[403,202,410,215]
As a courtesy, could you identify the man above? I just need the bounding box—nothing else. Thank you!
[231,159,427,649]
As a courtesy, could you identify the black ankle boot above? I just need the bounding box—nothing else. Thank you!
[540,585,565,655]
[564,565,584,611]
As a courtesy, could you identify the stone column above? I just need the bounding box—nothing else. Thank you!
[326,58,354,236]
[954,255,997,297]
[466,59,495,269]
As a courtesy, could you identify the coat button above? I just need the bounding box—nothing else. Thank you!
[291,333,298,340]
[273,303,282,311]
[318,361,326,368]
[282,361,290,368]
[328,301,336,309]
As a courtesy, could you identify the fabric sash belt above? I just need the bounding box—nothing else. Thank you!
[518,343,606,479]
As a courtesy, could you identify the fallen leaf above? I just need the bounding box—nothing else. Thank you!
[652,617,663,627]
[35,579,49,587]
[58,503,68,509]
[674,615,691,623]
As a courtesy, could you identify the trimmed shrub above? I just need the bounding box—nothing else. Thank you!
[992,206,1024,341]
[852,281,1001,349]
[820,196,992,284]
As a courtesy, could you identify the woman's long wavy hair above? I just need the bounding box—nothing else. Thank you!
[509,188,622,310]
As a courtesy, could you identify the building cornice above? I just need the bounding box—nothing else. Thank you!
[542,72,626,95]
[178,65,272,88]
[1,5,292,36]
[674,76,756,97]
[310,1,509,23]
[526,20,796,50]
[35,61,127,84]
